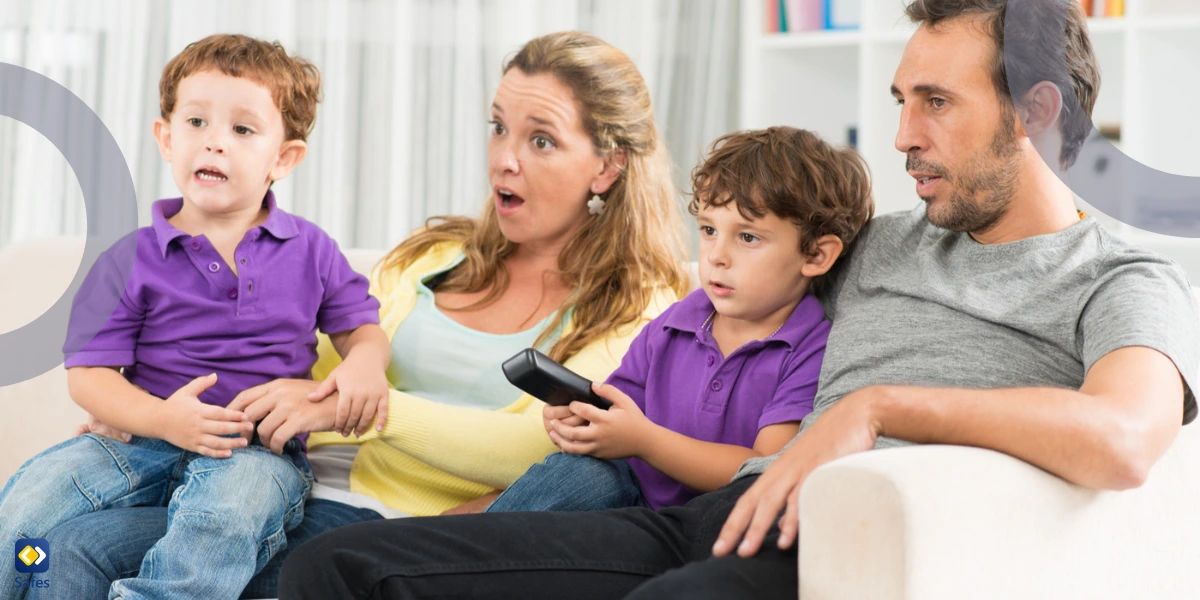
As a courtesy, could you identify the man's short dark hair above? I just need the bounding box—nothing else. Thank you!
[905,0,1100,169]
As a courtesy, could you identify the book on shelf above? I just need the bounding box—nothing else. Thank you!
[1078,0,1124,18]
[764,0,859,33]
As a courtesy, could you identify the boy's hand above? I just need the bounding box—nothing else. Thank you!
[307,358,389,436]
[158,373,253,458]
[548,382,655,460]
[74,413,132,443]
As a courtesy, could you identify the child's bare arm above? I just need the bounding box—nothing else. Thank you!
[310,324,391,436]
[327,323,390,368]
[636,422,800,493]
[68,367,171,437]
[68,367,252,457]
[549,382,801,493]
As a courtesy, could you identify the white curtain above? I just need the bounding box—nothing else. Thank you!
[0,0,739,250]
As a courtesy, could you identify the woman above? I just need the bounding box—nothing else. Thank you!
[41,31,689,599]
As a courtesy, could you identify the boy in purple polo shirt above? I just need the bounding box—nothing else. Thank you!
[487,127,873,512]
[0,35,389,599]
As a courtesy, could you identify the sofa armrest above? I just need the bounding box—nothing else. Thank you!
[798,425,1200,600]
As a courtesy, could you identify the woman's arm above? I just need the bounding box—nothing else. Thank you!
[358,290,679,489]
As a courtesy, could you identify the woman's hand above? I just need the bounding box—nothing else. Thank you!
[74,412,132,443]
[542,404,586,444]
[440,491,501,516]
[228,379,341,454]
[547,382,656,460]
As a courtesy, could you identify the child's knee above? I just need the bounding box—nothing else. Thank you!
[180,449,310,520]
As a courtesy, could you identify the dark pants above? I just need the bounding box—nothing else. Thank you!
[278,476,798,600]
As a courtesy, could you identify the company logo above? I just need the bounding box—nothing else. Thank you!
[14,539,49,574]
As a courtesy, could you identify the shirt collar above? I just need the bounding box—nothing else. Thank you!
[662,288,826,351]
[662,289,720,336]
[150,190,298,259]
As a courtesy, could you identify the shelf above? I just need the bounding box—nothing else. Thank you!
[758,29,865,49]
[1086,17,1128,35]
[1136,15,1200,32]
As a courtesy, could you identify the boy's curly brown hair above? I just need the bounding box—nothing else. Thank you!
[688,126,874,257]
[159,34,321,142]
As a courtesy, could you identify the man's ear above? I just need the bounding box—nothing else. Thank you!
[591,148,627,195]
[1017,81,1064,138]
[800,234,845,278]
[268,139,308,182]
[153,118,173,161]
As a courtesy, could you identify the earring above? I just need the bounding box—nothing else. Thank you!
[587,194,606,216]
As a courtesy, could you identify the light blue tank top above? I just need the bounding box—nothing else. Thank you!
[387,257,566,410]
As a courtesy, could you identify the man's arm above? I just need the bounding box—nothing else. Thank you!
[873,346,1182,490]
[714,345,1185,558]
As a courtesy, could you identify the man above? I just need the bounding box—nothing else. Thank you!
[278,1,1200,598]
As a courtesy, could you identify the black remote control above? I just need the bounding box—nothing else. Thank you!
[501,348,613,410]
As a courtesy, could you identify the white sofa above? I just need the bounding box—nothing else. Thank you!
[2,236,1199,599]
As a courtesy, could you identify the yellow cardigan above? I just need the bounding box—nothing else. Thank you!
[307,241,677,516]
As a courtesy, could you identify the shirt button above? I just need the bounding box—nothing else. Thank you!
[227,288,238,300]
[711,380,722,392]
[208,262,220,272]
[190,241,201,251]
[706,355,714,367]
[240,257,247,265]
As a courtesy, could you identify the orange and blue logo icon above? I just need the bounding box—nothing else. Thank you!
[14,539,49,573]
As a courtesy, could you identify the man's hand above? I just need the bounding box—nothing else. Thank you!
[157,374,254,458]
[74,412,133,443]
[230,379,340,454]
[548,382,656,460]
[307,357,390,437]
[712,386,886,558]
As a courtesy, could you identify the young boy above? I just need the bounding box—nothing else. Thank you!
[0,34,390,599]
[487,127,873,512]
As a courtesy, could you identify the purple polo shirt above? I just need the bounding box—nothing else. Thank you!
[607,289,829,510]
[63,192,380,438]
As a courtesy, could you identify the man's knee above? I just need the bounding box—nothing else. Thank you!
[625,554,798,600]
[624,568,723,600]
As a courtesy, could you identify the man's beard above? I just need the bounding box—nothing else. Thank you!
[908,112,1023,233]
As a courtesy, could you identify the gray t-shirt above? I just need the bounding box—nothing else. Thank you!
[737,205,1200,478]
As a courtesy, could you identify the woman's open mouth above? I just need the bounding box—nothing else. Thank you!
[496,189,526,216]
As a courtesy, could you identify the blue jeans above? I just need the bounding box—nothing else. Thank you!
[486,452,645,513]
[38,498,382,599]
[0,433,312,600]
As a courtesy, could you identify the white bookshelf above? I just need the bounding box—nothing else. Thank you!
[740,0,1200,281]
